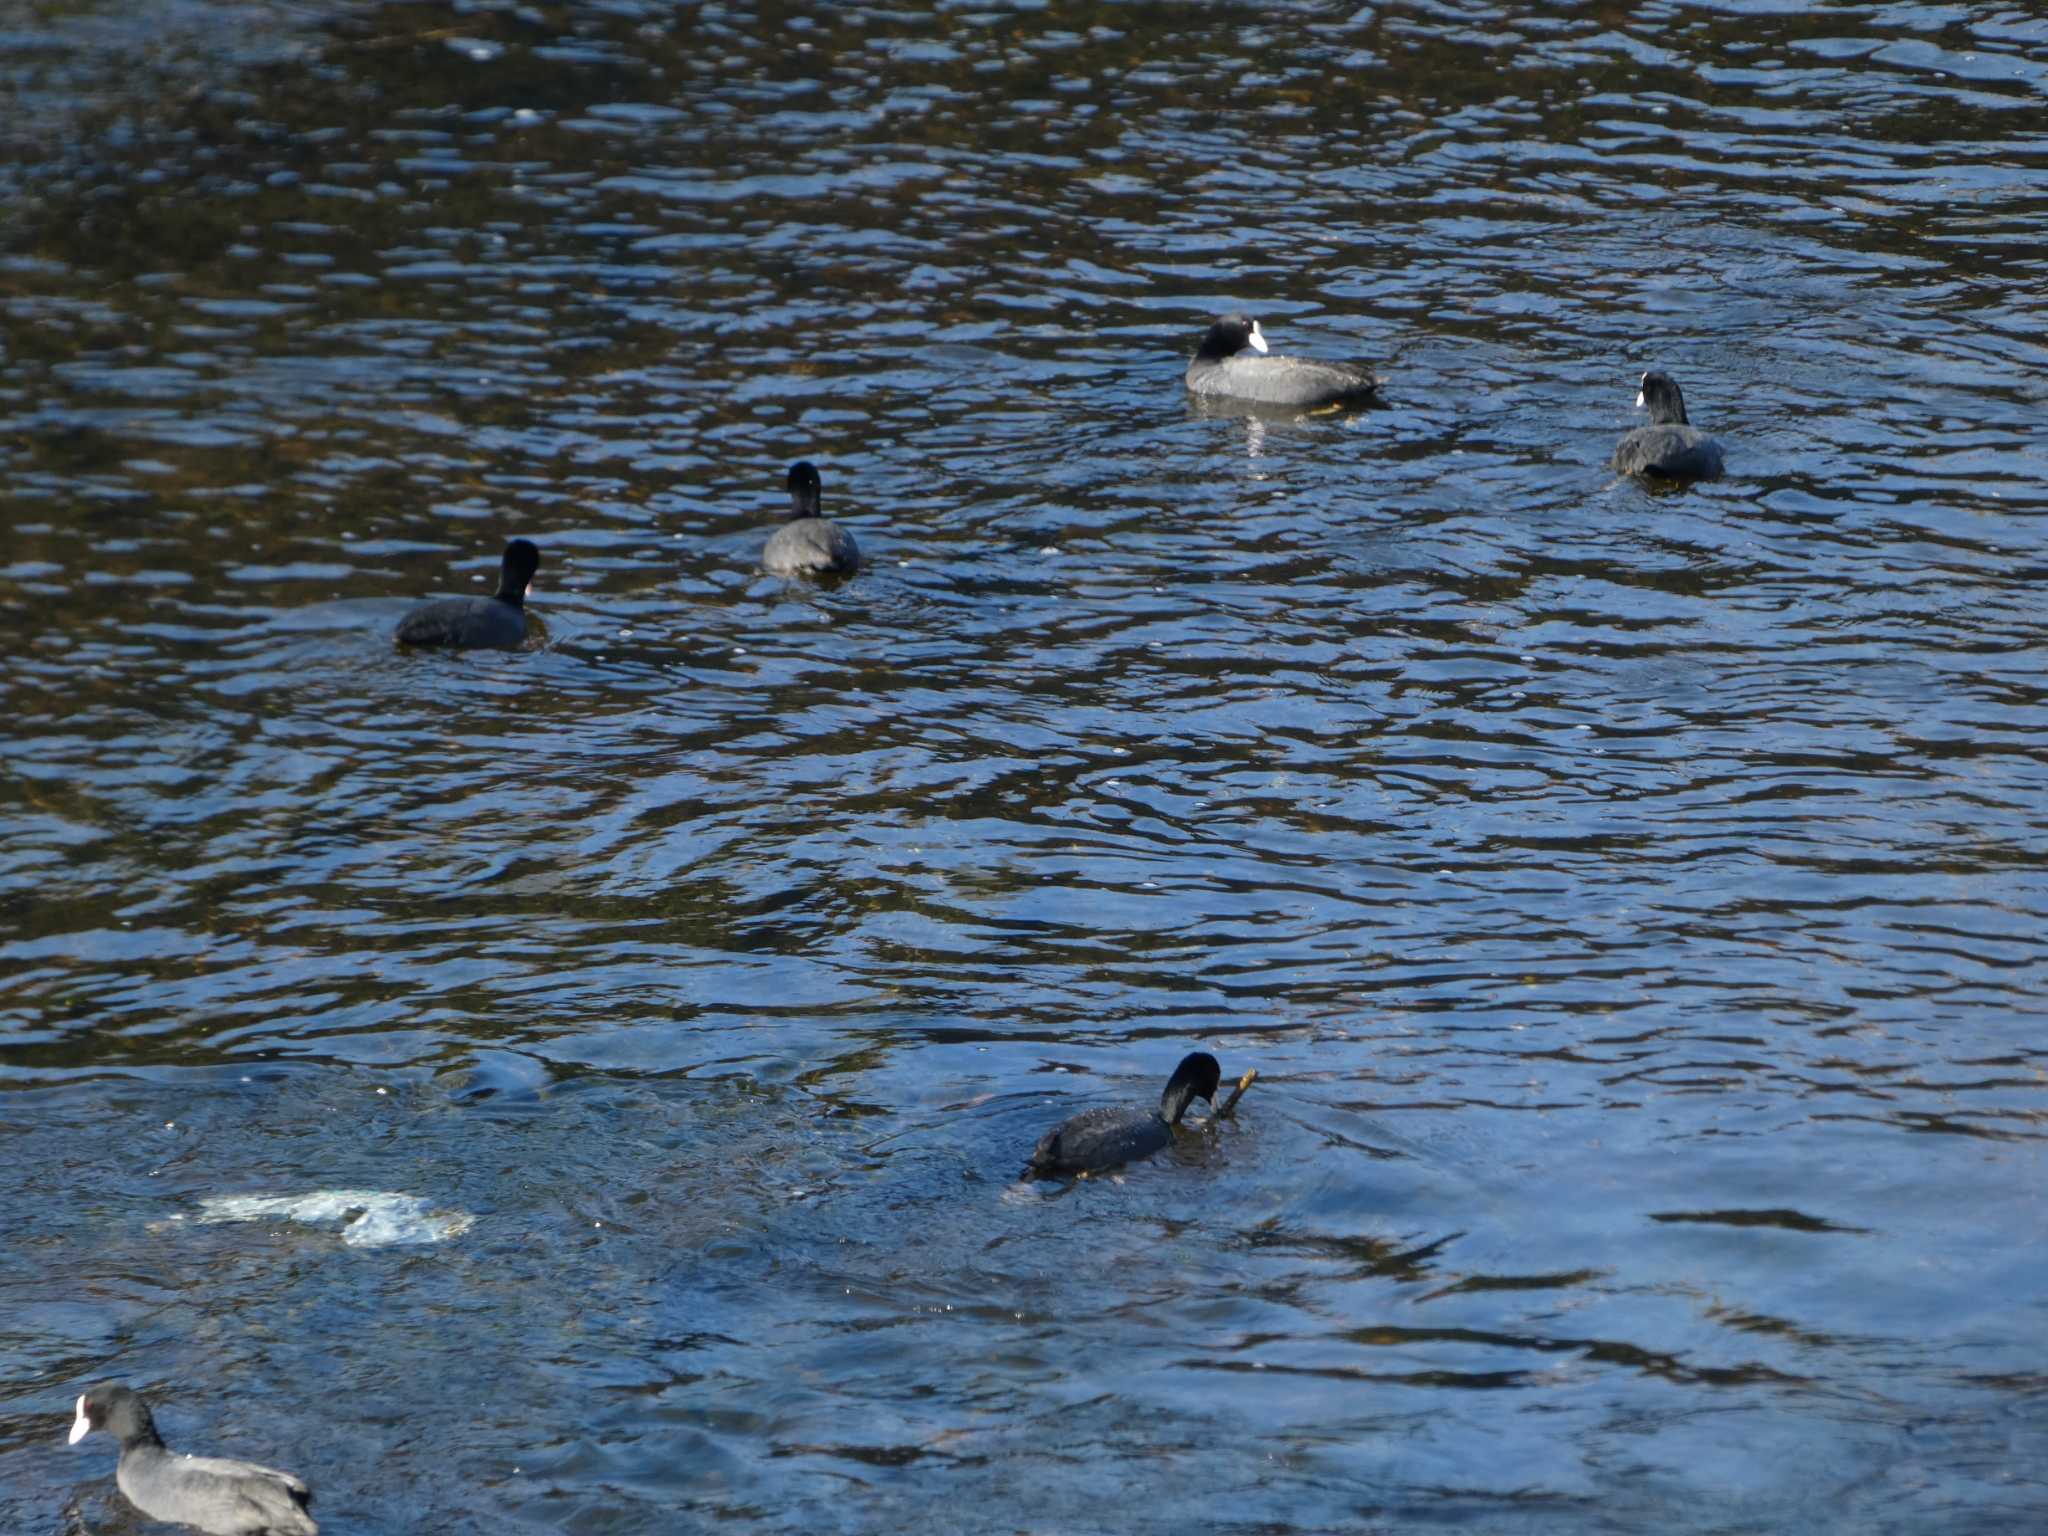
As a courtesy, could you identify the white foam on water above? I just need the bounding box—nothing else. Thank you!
[192,1190,475,1248]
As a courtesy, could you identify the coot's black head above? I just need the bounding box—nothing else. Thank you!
[497,538,541,604]
[1195,314,1269,363]
[69,1384,157,1448]
[787,461,823,519]
[1159,1051,1224,1124]
[1636,371,1690,426]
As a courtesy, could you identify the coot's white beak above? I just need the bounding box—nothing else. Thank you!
[1248,321,1269,355]
[68,1397,90,1445]
[1634,389,1646,409]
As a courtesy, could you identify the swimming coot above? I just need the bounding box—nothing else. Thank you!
[1022,1052,1223,1179]
[762,461,860,577]
[1184,314,1377,408]
[1612,371,1725,480]
[394,537,539,649]
[68,1384,318,1535]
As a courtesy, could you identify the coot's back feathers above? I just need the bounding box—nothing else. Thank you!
[763,519,860,576]
[1027,1104,1173,1178]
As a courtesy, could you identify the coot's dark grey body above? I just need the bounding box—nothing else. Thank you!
[394,538,539,649]
[69,1384,318,1535]
[1184,315,1377,408]
[763,462,859,576]
[1612,371,1724,480]
[1023,1052,1223,1179]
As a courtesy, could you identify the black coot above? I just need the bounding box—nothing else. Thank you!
[762,461,860,577]
[1612,371,1725,480]
[394,538,539,649]
[1022,1052,1223,1179]
[1184,314,1377,407]
[68,1384,318,1535]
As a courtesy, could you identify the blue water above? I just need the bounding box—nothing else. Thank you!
[2,1,2046,1531]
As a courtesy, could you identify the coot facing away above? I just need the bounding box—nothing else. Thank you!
[1613,370,1725,481]
[763,461,860,577]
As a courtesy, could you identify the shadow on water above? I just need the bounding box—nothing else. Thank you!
[3,0,2048,1532]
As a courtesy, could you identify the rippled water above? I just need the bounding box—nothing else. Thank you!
[3,1,2046,1531]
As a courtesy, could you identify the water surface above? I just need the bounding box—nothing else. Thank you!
[2,1,2046,1532]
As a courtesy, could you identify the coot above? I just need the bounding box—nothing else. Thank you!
[1184,314,1377,407]
[1613,371,1725,480]
[68,1384,318,1535]
[394,538,539,649]
[1022,1052,1223,1179]
[762,461,860,577]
